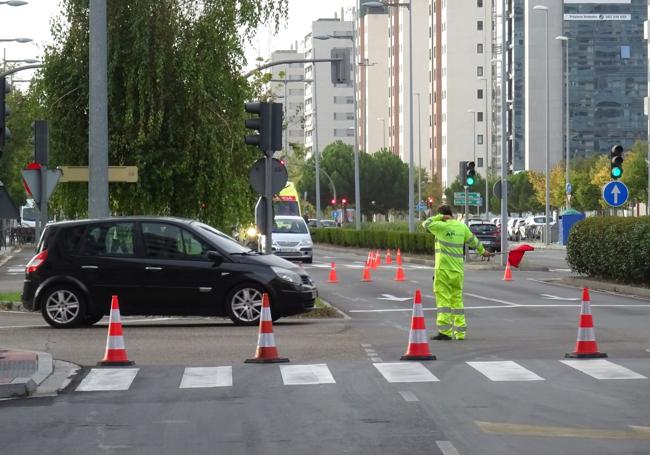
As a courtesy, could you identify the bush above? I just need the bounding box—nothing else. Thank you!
[312,227,436,254]
[567,216,650,286]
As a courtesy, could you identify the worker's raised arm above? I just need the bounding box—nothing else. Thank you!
[464,225,486,255]
[422,214,448,236]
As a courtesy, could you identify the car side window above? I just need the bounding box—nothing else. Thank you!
[61,226,86,254]
[142,223,210,260]
[79,223,135,257]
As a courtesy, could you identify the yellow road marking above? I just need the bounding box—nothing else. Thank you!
[476,421,650,440]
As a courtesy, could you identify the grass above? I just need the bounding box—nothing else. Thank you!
[290,297,342,319]
[0,292,21,302]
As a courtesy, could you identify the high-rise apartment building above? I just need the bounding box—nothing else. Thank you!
[268,49,306,155]
[564,0,647,157]
[303,17,355,158]
[431,0,495,189]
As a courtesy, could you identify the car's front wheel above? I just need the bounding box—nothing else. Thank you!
[40,285,87,328]
[225,283,267,326]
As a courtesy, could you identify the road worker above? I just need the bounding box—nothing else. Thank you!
[422,204,492,340]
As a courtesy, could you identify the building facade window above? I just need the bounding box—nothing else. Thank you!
[477,112,483,122]
[477,21,483,31]
[477,89,483,99]
[477,43,483,53]
[477,134,484,145]
[477,66,483,76]
[477,157,484,167]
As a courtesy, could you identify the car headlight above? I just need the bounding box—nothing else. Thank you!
[271,267,302,285]
[299,239,313,247]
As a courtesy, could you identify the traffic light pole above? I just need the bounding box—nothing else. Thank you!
[264,155,273,256]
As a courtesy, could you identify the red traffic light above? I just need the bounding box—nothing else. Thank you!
[331,198,336,205]
[341,198,347,205]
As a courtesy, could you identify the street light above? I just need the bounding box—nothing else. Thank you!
[534,4,550,245]
[556,35,571,209]
[306,45,322,228]
[365,0,414,232]
[468,109,477,217]
[313,13,361,231]
[0,37,33,43]
[0,1,28,5]
[478,76,489,218]
[415,93,422,220]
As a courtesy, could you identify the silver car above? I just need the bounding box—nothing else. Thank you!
[270,216,313,263]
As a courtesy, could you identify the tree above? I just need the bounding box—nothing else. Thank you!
[508,171,541,215]
[30,0,288,230]
[622,141,648,207]
[529,164,566,211]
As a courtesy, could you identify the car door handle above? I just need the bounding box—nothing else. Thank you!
[81,265,98,270]
[145,266,163,271]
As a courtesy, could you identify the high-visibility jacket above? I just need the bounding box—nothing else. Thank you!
[423,215,485,273]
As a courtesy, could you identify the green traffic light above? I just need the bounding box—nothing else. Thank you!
[611,167,622,179]
[466,177,475,186]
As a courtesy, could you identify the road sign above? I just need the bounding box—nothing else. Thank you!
[58,166,138,183]
[416,202,427,211]
[602,180,629,207]
[0,181,19,219]
[493,180,513,199]
[21,167,62,209]
[566,182,572,195]
[249,158,288,195]
[453,192,481,206]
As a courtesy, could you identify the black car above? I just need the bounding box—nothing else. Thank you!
[22,217,317,328]
[469,222,501,252]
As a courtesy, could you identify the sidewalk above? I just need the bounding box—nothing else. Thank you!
[0,349,53,398]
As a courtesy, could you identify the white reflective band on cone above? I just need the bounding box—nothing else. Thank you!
[580,302,592,315]
[257,333,276,347]
[409,329,428,344]
[412,305,424,318]
[577,327,596,341]
[110,310,121,322]
[261,307,272,320]
[106,335,125,350]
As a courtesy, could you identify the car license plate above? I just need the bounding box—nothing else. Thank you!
[279,248,295,252]
[311,290,318,299]
[483,241,492,245]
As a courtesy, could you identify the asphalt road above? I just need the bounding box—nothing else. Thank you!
[1,246,649,454]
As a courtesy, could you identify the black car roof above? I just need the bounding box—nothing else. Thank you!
[45,216,196,228]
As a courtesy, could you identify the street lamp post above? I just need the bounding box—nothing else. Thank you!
[309,47,322,228]
[415,92,422,220]
[534,5,550,245]
[478,76,489,218]
[0,1,28,5]
[365,0,414,232]
[0,37,32,43]
[556,35,570,209]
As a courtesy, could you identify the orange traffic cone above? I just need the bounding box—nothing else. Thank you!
[385,249,392,265]
[394,264,406,282]
[366,251,374,268]
[396,248,403,266]
[502,260,513,281]
[565,288,607,359]
[98,295,135,366]
[371,250,379,270]
[328,262,339,283]
[401,289,436,361]
[375,249,382,267]
[361,264,372,282]
[246,293,289,363]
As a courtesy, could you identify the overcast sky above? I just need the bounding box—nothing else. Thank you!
[1,0,356,81]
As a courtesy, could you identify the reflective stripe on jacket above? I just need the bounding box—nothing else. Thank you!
[423,215,485,273]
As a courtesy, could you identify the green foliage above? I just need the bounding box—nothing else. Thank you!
[360,221,427,232]
[29,0,287,230]
[312,227,436,254]
[567,216,650,285]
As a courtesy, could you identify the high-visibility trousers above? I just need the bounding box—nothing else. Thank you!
[433,269,466,340]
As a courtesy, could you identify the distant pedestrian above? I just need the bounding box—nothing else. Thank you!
[422,204,492,340]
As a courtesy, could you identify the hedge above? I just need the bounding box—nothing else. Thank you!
[311,228,436,254]
[566,216,650,286]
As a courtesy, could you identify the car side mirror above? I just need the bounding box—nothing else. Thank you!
[206,250,224,266]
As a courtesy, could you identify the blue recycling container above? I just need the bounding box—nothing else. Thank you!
[559,209,586,246]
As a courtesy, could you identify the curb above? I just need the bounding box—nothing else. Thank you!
[0,350,54,399]
[561,276,650,299]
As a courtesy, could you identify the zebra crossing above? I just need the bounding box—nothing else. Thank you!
[74,359,648,393]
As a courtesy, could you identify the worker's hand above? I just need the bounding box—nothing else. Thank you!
[481,250,494,258]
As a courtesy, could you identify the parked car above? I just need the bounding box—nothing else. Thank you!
[270,215,314,263]
[522,215,556,240]
[22,217,317,328]
[308,219,337,228]
[507,218,525,241]
[469,222,501,252]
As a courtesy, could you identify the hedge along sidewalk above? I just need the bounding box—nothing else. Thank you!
[561,276,650,299]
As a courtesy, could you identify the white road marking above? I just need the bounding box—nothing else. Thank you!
[374,362,439,383]
[364,349,377,354]
[467,361,544,382]
[370,357,383,363]
[361,343,372,348]
[76,368,139,392]
[348,303,650,313]
[436,441,461,455]
[399,391,419,402]
[549,268,572,272]
[343,264,365,269]
[465,292,519,306]
[280,364,336,385]
[179,366,232,388]
[377,294,412,302]
[540,294,580,301]
[560,359,647,380]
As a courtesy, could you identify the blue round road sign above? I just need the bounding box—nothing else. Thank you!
[602,180,629,208]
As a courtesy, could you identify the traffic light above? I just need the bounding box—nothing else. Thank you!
[427,197,433,207]
[331,48,352,85]
[244,101,283,157]
[0,77,11,148]
[466,161,476,186]
[610,144,624,179]
[331,198,336,205]
[341,198,347,206]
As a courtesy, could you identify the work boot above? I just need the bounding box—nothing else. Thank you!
[431,333,452,341]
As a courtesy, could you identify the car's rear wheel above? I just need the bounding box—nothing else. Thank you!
[40,285,87,328]
[226,283,266,326]
[82,313,104,326]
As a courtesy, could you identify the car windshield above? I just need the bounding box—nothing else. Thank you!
[470,224,497,234]
[273,218,308,234]
[195,222,253,254]
[534,217,545,223]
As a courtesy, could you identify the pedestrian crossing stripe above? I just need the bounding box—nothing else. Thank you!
[73,360,647,392]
